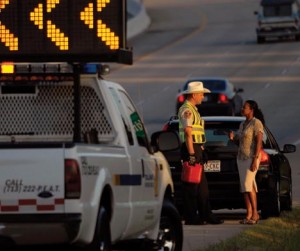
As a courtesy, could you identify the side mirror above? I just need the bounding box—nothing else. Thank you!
[235,88,244,93]
[282,144,296,153]
[151,131,180,152]
[254,11,258,15]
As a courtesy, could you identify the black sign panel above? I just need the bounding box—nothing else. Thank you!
[0,0,132,64]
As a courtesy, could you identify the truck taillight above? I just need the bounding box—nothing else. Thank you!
[65,159,81,199]
[259,149,270,171]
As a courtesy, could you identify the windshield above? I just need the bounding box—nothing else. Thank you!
[263,5,292,17]
[185,79,226,92]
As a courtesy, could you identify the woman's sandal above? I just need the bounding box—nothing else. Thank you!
[247,217,260,225]
[239,218,251,224]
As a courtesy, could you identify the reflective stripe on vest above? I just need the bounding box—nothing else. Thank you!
[178,101,206,144]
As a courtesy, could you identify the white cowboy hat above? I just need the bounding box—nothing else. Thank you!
[181,81,211,94]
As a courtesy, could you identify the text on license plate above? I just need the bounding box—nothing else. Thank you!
[204,160,221,172]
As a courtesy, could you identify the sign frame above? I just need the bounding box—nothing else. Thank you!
[0,0,132,64]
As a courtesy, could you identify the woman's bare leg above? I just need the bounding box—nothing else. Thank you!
[244,193,252,219]
[249,187,259,220]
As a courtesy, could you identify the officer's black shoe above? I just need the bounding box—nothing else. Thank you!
[207,215,224,225]
[185,219,207,225]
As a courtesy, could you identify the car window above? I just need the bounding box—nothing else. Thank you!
[262,129,271,148]
[263,127,279,150]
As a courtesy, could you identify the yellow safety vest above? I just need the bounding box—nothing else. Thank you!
[178,101,206,144]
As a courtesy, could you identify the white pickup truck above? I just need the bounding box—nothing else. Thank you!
[254,0,300,43]
[0,63,183,251]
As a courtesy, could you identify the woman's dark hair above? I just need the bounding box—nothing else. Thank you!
[246,100,265,125]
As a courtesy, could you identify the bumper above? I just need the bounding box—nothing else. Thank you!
[256,28,300,38]
[0,213,81,246]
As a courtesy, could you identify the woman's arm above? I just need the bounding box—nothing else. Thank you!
[250,131,263,172]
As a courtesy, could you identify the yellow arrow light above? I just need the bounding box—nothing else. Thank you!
[0,0,10,9]
[30,3,43,29]
[97,0,119,50]
[47,0,60,13]
[80,3,94,29]
[0,0,18,51]
[80,0,119,50]
[97,0,110,12]
[97,20,119,50]
[47,20,69,50]
[29,0,69,50]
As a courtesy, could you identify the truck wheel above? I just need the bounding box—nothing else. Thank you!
[156,200,183,251]
[84,207,111,251]
[257,36,264,44]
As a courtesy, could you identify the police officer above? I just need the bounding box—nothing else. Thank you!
[178,81,224,225]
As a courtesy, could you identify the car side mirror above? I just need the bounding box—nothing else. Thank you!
[234,87,244,93]
[151,131,180,152]
[254,11,258,15]
[282,144,296,153]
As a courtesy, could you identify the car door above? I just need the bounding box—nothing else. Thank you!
[264,127,292,196]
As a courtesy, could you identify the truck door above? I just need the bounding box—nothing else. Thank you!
[109,88,158,234]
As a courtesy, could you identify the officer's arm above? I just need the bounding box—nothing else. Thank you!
[184,126,194,155]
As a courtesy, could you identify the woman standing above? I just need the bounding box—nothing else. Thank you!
[229,100,265,224]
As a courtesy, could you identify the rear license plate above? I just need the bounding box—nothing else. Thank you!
[204,160,221,172]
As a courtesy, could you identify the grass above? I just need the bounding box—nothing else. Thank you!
[199,207,300,251]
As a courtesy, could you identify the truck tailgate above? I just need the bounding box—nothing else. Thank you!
[0,148,65,214]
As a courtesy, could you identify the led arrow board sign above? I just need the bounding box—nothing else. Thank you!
[0,0,132,64]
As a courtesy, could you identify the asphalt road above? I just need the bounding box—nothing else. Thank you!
[108,0,300,250]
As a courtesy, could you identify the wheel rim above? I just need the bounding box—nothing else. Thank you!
[158,215,176,251]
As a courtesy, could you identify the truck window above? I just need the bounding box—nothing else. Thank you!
[118,90,151,151]
[109,88,134,145]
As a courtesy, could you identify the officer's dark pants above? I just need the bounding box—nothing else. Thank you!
[183,174,211,222]
[181,143,212,223]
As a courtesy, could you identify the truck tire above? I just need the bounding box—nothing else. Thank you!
[257,36,264,44]
[155,200,183,251]
[84,207,112,251]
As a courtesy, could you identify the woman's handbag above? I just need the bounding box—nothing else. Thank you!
[181,161,203,184]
